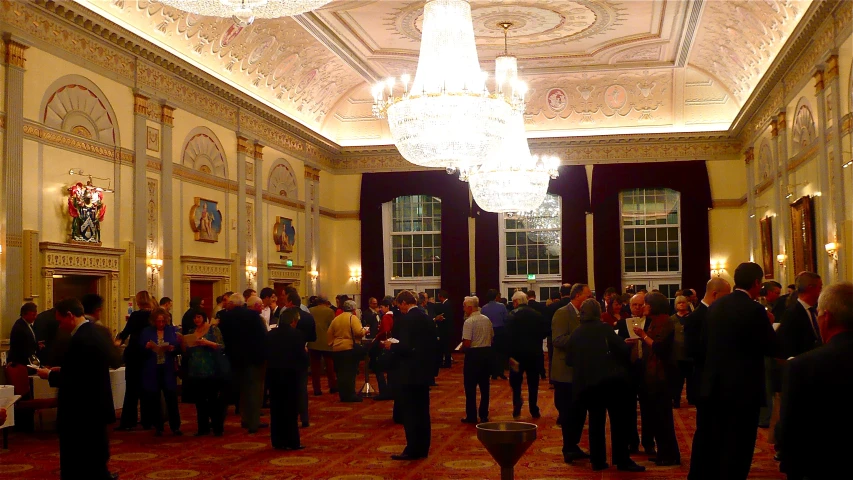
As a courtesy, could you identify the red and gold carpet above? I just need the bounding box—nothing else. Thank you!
[1,357,784,479]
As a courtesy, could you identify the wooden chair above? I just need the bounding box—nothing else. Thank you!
[4,363,58,431]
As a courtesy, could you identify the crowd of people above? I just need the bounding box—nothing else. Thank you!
[3,263,852,480]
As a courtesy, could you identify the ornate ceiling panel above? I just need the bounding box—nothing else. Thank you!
[76,0,365,133]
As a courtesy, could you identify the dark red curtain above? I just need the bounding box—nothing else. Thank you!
[472,165,591,295]
[360,171,471,341]
[591,161,712,299]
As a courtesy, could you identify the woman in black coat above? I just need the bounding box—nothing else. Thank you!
[115,290,155,430]
[565,299,644,473]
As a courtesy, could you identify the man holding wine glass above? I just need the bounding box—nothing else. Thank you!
[9,302,43,368]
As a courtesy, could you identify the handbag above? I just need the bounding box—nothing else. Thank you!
[349,315,368,359]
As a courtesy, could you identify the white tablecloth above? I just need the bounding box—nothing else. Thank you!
[0,385,15,429]
[30,367,126,410]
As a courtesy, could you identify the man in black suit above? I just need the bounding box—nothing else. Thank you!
[777,272,823,359]
[699,262,777,480]
[284,291,316,428]
[434,290,454,368]
[614,292,653,455]
[37,298,121,480]
[506,291,549,418]
[81,294,124,369]
[383,290,435,460]
[778,281,853,480]
[266,308,309,450]
[526,290,548,380]
[9,302,41,366]
[684,277,731,480]
[219,295,268,433]
[32,307,62,365]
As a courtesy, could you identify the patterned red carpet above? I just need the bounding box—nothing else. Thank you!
[1,355,784,479]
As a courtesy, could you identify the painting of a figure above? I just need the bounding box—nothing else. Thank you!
[68,181,107,245]
[273,216,296,253]
[189,197,222,243]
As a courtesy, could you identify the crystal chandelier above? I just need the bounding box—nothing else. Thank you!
[461,112,560,213]
[372,0,525,170]
[156,0,332,26]
[517,194,561,247]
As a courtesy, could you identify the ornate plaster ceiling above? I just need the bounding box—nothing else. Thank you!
[75,0,811,146]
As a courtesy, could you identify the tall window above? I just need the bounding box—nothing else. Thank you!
[620,188,681,275]
[501,194,561,278]
[386,195,442,279]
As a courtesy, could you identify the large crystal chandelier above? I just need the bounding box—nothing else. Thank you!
[156,0,332,26]
[461,112,560,213]
[372,0,524,170]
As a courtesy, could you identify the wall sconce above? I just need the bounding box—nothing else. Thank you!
[749,206,769,219]
[309,270,319,281]
[349,267,362,283]
[710,260,726,277]
[246,265,258,276]
[785,182,809,199]
[776,254,787,266]
[147,258,162,286]
[825,242,839,261]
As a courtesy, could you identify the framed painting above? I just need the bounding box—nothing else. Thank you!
[790,196,816,274]
[189,197,223,243]
[273,216,296,253]
[759,216,774,279]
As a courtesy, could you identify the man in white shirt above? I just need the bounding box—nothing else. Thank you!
[461,296,494,424]
[260,287,275,331]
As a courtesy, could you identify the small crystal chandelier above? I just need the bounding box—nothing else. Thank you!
[372,0,525,170]
[461,112,560,213]
[516,194,562,253]
[155,0,332,26]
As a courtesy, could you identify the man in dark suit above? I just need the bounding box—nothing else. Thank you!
[434,290,454,368]
[699,262,777,480]
[219,295,268,433]
[32,307,62,365]
[284,291,316,428]
[545,284,573,384]
[384,290,435,460]
[615,292,653,454]
[37,298,121,480]
[266,308,309,450]
[82,294,124,368]
[9,302,40,366]
[777,281,853,480]
[777,272,823,359]
[506,291,549,418]
[684,277,731,480]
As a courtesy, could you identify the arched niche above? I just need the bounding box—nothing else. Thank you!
[758,140,774,183]
[267,158,298,198]
[181,127,228,178]
[791,97,816,155]
[40,75,120,146]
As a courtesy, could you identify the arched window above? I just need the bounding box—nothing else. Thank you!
[382,195,441,297]
[499,193,561,300]
[620,188,682,299]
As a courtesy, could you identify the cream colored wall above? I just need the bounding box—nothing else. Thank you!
[707,159,748,286]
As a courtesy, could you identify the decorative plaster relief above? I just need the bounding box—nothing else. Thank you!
[41,76,119,146]
[792,99,816,154]
[268,159,299,199]
[147,178,159,258]
[181,127,228,177]
[758,141,774,182]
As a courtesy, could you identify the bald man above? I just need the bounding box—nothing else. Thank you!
[685,277,731,480]
[615,292,653,454]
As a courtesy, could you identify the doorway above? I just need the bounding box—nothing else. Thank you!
[189,280,215,320]
[52,274,100,303]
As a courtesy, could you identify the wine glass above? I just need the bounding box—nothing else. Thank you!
[29,354,41,368]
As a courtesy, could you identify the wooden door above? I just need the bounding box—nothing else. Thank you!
[53,274,100,303]
[189,280,215,319]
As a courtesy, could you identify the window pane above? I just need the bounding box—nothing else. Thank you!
[508,262,517,275]
[620,188,680,274]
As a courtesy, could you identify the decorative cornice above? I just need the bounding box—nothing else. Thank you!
[770,120,778,138]
[824,55,839,83]
[319,208,359,220]
[236,136,252,156]
[133,93,149,117]
[160,105,175,127]
[262,192,305,211]
[744,147,754,165]
[777,111,787,131]
[22,120,133,164]
[3,36,28,69]
[253,143,264,161]
[712,197,747,209]
[813,70,825,95]
[304,166,321,182]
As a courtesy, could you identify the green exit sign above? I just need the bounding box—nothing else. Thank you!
[527,274,536,281]
[286,259,293,267]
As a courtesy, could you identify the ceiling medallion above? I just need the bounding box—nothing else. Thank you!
[372,0,525,170]
[156,0,333,26]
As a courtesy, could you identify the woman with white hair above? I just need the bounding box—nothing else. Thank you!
[327,300,367,402]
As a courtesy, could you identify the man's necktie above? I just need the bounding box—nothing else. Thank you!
[808,306,821,342]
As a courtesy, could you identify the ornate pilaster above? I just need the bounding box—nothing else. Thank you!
[2,35,28,335]
[253,143,265,288]
[236,136,250,292]
[745,147,757,263]
[304,166,321,295]
[160,104,176,297]
[823,55,848,280]
[775,111,791,283]
[133,92,150,293]
[813,70,832,279]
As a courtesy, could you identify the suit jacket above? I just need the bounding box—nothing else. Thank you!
[777,301,822,358]
[218,307,268,368]
[551,302,581,383]
[8,317,38,366]
[506,306,548,359]
[683,303,709,366]
[48,322,119,431]
[33,308,61,365]
[266,323,308,372]
[118,310,152,367]
[545,297,571,325]
[777,331,853,480]
[772,294,789,323]
[307,305,334,352]
[85,316,123,368]
[565,318,631,399]
[435,299,454,336]
[527,299,546,316]
[290,308,318,343]
[700,290,777,407]
[391,308,437,386]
